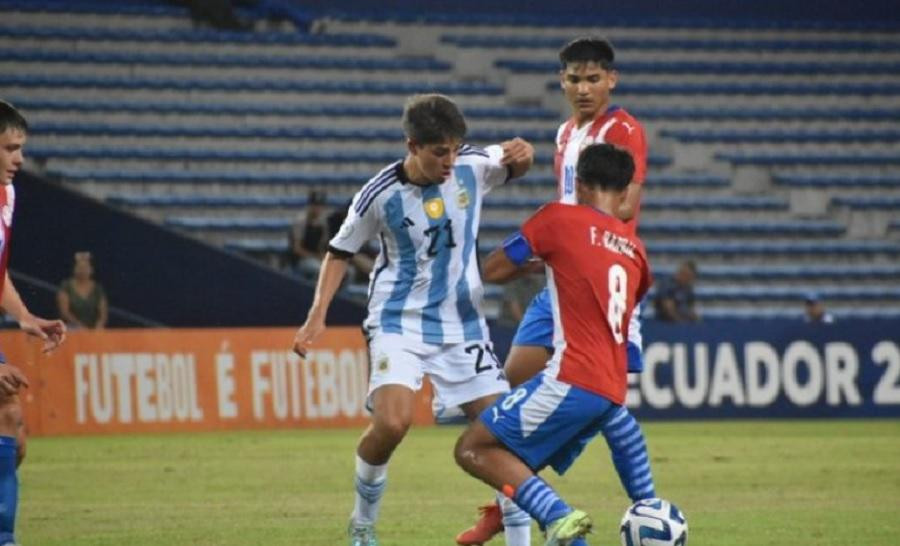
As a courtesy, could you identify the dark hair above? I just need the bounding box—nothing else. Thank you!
[559,37,615,70]
[402,94,467,145]
[0,100,27,134]
[681,260,697,275]
[576,143,634,192]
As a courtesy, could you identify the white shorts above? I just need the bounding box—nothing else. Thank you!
[366,333,510,415]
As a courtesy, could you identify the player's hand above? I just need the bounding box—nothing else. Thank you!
[500,137,535,166]
[20,315,67,354]
[0,364,28,396]
[292,316,325,358]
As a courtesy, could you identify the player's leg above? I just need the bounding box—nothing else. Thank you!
[349,334,425,544]
[0,393,21,546]
[600,405,656,502]
[456,290,553,544]
[504,287,554,388]
[455,373,615,544]
[429,341,530,546]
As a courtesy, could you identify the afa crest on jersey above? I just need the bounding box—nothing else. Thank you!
[424,197,444,219]
[456,184,470,208]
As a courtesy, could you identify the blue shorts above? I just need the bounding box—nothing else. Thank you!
[480,372,618,475]
[511,287,646,373]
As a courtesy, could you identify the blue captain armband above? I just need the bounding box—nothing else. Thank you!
[502,231,533,266]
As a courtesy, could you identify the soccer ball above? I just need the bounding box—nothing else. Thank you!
[620,498,688,545]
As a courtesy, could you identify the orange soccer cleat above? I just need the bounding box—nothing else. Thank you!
[455,502,504,545]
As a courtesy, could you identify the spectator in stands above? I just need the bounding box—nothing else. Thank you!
[57,251,108,330]
[804,292,835,323]
[288,190,329,280]
[182,0,251,31]
[654,260,699,322]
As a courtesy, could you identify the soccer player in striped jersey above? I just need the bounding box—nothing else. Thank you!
[456,37,656,546]
[291,94,534,546]
[456,143,652,546]
[0,100,67,546]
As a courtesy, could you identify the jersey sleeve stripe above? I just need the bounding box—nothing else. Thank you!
[356,178,399,216]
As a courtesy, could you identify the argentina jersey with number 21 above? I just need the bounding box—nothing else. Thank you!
[328,144,510,346]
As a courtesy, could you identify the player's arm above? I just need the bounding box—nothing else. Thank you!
[606,120,647,221]
[2,272,66,353]
[292,250,350,357]
[618,183,643,222]
[499,137,535,180]
[292,191,377,357]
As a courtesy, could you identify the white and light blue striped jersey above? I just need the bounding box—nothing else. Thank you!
[329,144,508,345]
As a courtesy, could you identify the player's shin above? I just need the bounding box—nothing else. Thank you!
[497,491,531,546]
[601,407,656,501]
[0,437,17,544]
[351,454,388,526]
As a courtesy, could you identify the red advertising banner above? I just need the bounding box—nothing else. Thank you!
[0,328,436,436]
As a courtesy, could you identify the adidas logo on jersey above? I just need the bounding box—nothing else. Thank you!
[401,217,415,228]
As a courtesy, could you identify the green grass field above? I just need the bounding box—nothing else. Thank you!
[20,420,900,545]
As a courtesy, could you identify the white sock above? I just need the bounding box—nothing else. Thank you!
[498,491,531,546]
[352,455,388,526]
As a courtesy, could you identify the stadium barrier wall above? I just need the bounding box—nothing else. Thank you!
[6,327,435,437]
[6,319,899,436]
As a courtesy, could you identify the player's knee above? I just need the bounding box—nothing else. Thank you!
[453,429,480,472]
[374,414,411,445]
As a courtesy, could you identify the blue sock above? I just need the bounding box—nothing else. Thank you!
[571,539,588,546]
[512,476,571,529]
[601,407,656,501]
[0,436,17,544]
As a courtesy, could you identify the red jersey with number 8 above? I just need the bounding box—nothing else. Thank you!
[521,202,651,404]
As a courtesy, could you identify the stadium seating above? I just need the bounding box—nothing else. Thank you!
[6,1,900,318]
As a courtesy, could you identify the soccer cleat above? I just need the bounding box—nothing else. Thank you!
[544,509,593,546]
[348,521,378,546]
[455,502,504,545]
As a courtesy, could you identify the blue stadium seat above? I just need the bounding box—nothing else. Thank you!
[166,218,291,231]
[33,147,666,168]
[546,81,900,96]
[2,48,449,71]
[716,152,900,166]
[0,0,185,17]
[499,59,900,76]
[107,194,346,208]
[831,196,900,209]
[327,9,900,31]
[646,241,900,256]
[630,107,900,121]
[637,220,844,236]
[29,123,555,143]
[662,128,900,144]
[0,25,395,47]
[0,74,504,95]
[652,264,900,281]
[682,286,900,302]
[696,308,900,320]
[12,97,558,120]
[774,174,900,187]
[443,34,900,52]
